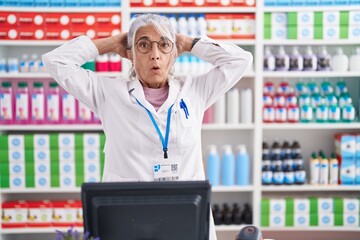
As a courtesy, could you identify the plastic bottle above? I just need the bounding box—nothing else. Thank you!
[221,145,235,186]
[222,203,233,225]
[271,140,281,158]
[206,145,220,186]
[214,95,225,124]
[262,140,270,156]
[275,46,289,71]
[263,46,275,71]
[0,82,14,124]
[294,163,306,185]
[29,54,41,73]
[319,151,329,185]
[177,14,188,35]
[283,164,294,185]
[20,54,30,73]
[31,82,45,124]
[232,203,242,225]
[212,204,222,225]
[272,165,284,185]
[197,14,207,36]
[61,89,77,123]
[242,203,253,224]
[300,104,313,122]
[317,46,331,71]
[289,46,303,71]
[187,14,197,37]
[329,152,339,185]
[262,164,273,185]
[291,140,302,157]
[15,82,29,124]
[235,145,250,186]
[109,54,121,72]
[341,104,355,122]
[168,14,178,33]
[315,102,329,123]
[226,88,239,124]
[330,47,348,72]
[335,81,348,97]
[328,104,341,122]
[8,58,19,73]
[95,54,109,72]
[271,154,282,172]
[349,47,360,71]
[78,101,92,123]
[282,153,293,171]
[310,152,320,185]
[303,46,317,71]
[47,82,60,124]
[240,88,252,123]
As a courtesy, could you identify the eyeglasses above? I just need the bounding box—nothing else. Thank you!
[135,38,174,54]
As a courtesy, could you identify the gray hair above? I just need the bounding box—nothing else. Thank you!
[127,14,178,80]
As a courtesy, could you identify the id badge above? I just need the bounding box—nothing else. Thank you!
[153,158,180,182]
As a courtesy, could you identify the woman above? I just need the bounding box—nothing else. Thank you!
[42,13,252,240]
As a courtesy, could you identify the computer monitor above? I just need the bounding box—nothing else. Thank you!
[81,181,211,240]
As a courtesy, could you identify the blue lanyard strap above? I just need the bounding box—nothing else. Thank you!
[135,98,173,159]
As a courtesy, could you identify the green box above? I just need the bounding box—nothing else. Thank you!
[261,198,270,214]
[264,27,271,40]
[287,26,297,39]
[340,11,349,26]
[314,12,323,26]
[261,214,270,227]
[287,12,298,26]
[310,213,318,226]
[286,213,294,227]
[286,198,294,215]
[340,25,349,39]
[25,150,34,188]
[24,134,34,150]
[334,197,344,214]
[310,197,318,214]
[264,13,272,27]
[334,214,344,226]
[0,135,9,150]
[314,26,323,39]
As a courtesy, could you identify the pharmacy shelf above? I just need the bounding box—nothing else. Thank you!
[0,72,124,78]
[212,186,254,192]
[263,5,360,12]
[261,227,360,232]
[130,7,256,13]
[0,188,80,194]
[0,6,122,12]
[0,124,103,131]
[263,40,360,45]
[215,225,246,232]
[263,71,360,78]
[0,227,83,234]
[261,185,360,192]
[202,123,255,130]
[0,40,67,46]
[262,122,360,130]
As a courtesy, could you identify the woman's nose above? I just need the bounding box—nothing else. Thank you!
[150,44,160,60]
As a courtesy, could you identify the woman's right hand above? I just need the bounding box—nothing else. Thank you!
[93,32,129,58]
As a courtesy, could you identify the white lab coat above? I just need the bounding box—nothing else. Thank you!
[42,35,253,240]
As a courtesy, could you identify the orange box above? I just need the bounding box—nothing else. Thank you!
[71,25,96,39]
[179,0,195,7]
[18,12,45,28]
[96,13,121,28]
[0,26,18,40]
[75,200,83,227]
[1,201,28,228]
[27,200,52,227]
[0,12,18,26]
[44,13,71,28]
[52,200,77,227]
[96,26,118,39]
[130,0,146,7]
[205,14,232,39]
[231,0,256,6]
[45,25,72,40]
[153,0,171,7]
[205,0,222,7]
[70,13,97,28]
[232,13,255,39]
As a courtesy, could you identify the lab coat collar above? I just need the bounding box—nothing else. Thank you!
[127,76,181,115]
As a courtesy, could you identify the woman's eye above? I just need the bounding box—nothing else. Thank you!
[161,43,170,48]
[140,42,150,48]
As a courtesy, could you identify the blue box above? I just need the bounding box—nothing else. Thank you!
[79,0,92,5]
[35,0,48,6]
[49,0,64,6]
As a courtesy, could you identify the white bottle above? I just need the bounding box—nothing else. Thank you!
[194,0,205,6]
[349,47,360,71]
[29,54,41,73]
[20,54,29,73]
[181,54,190,73]
[275,46,290,71]
[197,14,207,37]
[188,14,197,37]
[168,0,179,6]
[214,95,226,124]
[240,88,252,123]
[264,46,275,71]
[303,46,317,71]
[289,46,303,71]
[143,0,153,6]
[169,14,178,33]
[178,14,188,35]
[330,47,348,72]
[226,88,239,124]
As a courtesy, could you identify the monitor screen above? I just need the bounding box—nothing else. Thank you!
[81,181,211,240]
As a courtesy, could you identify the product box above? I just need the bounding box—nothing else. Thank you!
[34,148,50,162]
[34,134,50,149]
[35,174,51,188]
[1,201,28,228]
[334,197,360,214]
[96,13,121,28]
[270,213,285,227]
[323,11,340,25]
[270,198,286,214]
[0,12,18,26]
[83,133,100,148]
[44,13,71,27]
[271,25,287,39]
[35,162,50,176]
[27,201,52,227]
[294,198,310,214]
[348,25,360,39]
[52,200,77,227]
[18,12,45,28]
[75,201,83,226]
[10,174,25,188]
[59,149,75,162]
[0,26,18,40]
[45,26,71,40]
[318,198,334,213]
[9,162,24,175]
[298,25,314,40]
[205,14,232,39]
[318,212,334,226]
[58,133,75,148]
[271,12,287,26]
[84,148,100,162]
[323,25,340,39]
[232,14,255,39]
[84,162,101,182]
[9,149,25,162]
[343,213,359,226]
[349,11,360,25]
[96,26,118,38]
[60,174,76,188]
[298,12,314,26]
[356,134,360,184]
[294,213,310,226]
[8,135,25,149]
[335,133,356,184]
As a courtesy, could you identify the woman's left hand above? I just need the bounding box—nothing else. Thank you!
[176,34,194,56]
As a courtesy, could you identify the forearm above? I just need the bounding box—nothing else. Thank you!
[92,35,119,55]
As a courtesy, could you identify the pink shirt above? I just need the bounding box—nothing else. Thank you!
[143,85,169,111]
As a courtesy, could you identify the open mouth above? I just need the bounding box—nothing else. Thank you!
[152,66,160,70]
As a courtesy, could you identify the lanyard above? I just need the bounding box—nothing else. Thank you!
[135,98,173,159]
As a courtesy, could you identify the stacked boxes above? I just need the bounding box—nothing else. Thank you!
[261,197,360,227]
[0,133,105,189]
[264,11,360,40]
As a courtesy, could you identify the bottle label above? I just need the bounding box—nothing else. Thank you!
[273,171,284,184]
[287,107,299,122]
[47,94,60,121]
[62,93,76,121]
[295,170,306,183]
[263,107,275,122]
[275,107,287,122]
[16,93,29,120]
[0,93,13,120]
[31,93,45,121]
[310,161,320,184]
[284,172,294,184]
[78,101,92,121]
[262,171,273,184]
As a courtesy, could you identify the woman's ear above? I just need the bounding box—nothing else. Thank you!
[126,49,133,62]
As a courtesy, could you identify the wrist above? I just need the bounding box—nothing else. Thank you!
[191,37,200,50]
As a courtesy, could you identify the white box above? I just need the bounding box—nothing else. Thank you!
[8,135,24,149]
[9,162,24,175]
[60,174,75,188]
[84,173,101,183]
[84,148,100,162]
[271,12,287,26]
[349,25,360,39]
[298,12,314,25]
[60,162,75,175]
[270,213,285,227]
[84,133,100,147]
[35,174,50,188]
[34,148,50,162]
[270,199,286,214]
[34,134,50,148]
[35,162,50,175]
[294,198,310,214]
[84,162,100,182]
[344,213,359,226]
[10,175,25,188]
[272,26,287,40]
[9,149,25,162]
[343,198,359,213]
[59,149,75,162]
[349,11,360,25]
[318,198,333,213]
[323,11,340,25]
[323,25,340,40]
[58,133,75,148]
[294,213,310,226]
[298,25,314,39]
[319,212,334,226]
